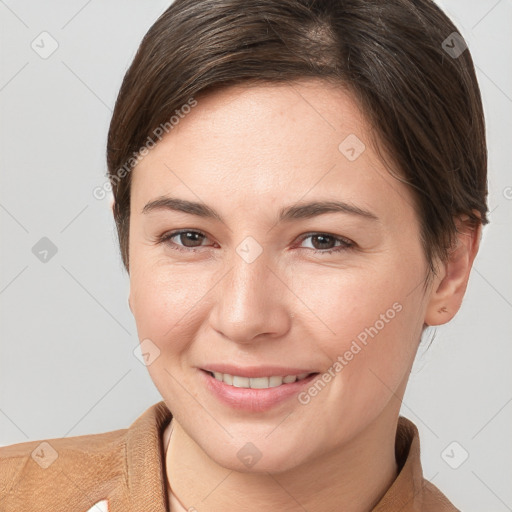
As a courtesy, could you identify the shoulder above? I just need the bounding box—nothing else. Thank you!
[421,479,461,512]
[0,401,172,510]
[0,427,128,509]
[390,417,461,512]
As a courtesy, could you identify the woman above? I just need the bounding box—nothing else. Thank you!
[0,0,487,510]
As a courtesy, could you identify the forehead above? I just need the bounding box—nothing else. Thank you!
[131,80,414,222]
[166,80,371,154]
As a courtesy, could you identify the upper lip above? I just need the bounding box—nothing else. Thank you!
[199,364,318,378]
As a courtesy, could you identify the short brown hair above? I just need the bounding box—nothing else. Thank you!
[107,0,488,274]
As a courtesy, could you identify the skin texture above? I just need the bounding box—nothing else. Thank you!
[124,80,480,511]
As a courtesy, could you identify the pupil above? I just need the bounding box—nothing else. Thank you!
[183,232,201,247]
[314,235,333,249]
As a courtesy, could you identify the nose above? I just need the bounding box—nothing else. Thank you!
[209,243,293,344]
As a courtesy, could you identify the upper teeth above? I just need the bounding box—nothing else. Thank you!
[211,372,311,389]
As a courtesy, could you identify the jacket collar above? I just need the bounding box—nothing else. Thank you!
[373,415,425,510]
[124,400,173,511]
[91,401,427,511]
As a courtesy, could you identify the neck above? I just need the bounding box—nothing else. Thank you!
[164,406,400,512]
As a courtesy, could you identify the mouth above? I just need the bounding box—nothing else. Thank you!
[199,369,320,412]
[203,369,318,389]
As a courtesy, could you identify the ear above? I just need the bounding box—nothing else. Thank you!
[110,197,115,214]
[424,215,482,326]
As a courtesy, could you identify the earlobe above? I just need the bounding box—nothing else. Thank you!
[424,217,482,326]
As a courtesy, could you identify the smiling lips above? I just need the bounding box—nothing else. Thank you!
[207,370,314,389]
[201,364,318,386]
[200,367,320,412]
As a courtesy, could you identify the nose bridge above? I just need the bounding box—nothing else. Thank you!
[212,236,289,340]
[226,239,275,313]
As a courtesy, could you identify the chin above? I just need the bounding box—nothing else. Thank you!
[195,431,313,475]
[215,445,306,475]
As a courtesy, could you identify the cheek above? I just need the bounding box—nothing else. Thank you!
[291,256,423,346]
[129,262,211,399]
[129,259,213,348]
[290,254,422,361]
[297,265,425,428]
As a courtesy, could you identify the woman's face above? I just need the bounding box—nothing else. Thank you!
[128,80,436,472]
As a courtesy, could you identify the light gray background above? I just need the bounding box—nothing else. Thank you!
[0,1,511,510]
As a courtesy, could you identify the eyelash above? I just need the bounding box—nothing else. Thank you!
[156,230,355,255]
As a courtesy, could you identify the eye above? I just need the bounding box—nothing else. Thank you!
[157,229,212,252]
[156,230,355,255]
[297,232,355,255]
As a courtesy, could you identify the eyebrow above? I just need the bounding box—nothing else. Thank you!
[141,196,379,223]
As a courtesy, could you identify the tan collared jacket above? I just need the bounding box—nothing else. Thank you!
[0,401,459,511]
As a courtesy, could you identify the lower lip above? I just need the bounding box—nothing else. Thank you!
[200,370,319,412]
